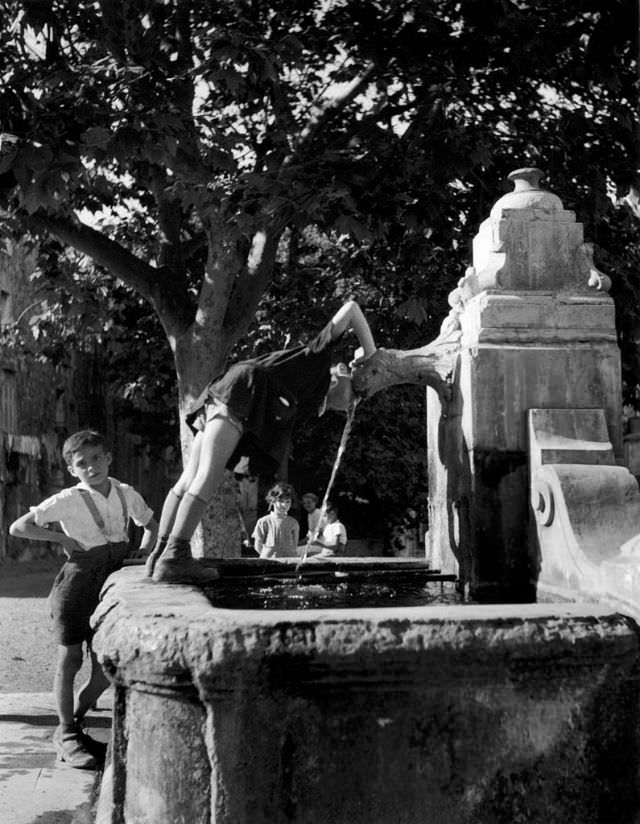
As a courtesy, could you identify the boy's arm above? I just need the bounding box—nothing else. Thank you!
[9,511,83,557]
[138,516,158,554]
[329,300,376,358]
[252,519,266,556]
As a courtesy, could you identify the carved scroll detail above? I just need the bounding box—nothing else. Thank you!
[576,242,612,292]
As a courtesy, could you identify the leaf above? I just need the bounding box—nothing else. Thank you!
[82,127,112,150]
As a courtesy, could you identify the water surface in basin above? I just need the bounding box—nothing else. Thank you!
[204,576,463,610]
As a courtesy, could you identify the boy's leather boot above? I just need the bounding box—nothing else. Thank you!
[151,537,220,585]
[144,536,168,577]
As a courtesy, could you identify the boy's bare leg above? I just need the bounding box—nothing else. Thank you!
[54,643,83,727]
[74,648,110,721]
[152,417,242,583]
[52,643,98,768]
[170,416,242,539]
[159,432,204,536]
[145,434,204,576]
[143,489,182,576]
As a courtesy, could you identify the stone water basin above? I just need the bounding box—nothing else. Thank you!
[93,560,640,824]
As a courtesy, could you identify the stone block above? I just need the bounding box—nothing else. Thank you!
[473,214,585,292]
[461,292,617,346]
[528,408,615,468]
[459,344,622,456]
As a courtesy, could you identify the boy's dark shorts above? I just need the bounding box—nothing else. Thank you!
[48,542,130,646]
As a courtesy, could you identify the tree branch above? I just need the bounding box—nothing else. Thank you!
[222,220,287,344]
[281,62,377,174]
[29,212,195,339]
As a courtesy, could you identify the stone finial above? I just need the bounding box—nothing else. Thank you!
[489,167,564,220]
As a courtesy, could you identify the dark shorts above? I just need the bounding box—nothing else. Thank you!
[48,542,130,646]
[186,363,299,477]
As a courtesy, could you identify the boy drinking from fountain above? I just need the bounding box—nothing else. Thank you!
[146,300,376,584]
[9,429,157,770]
[252,482,300,559]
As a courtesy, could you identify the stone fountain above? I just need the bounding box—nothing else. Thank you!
[93,169,640,824]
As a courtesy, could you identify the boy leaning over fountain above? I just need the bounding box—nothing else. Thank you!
[9,429,158,770]
[146,299,376,584]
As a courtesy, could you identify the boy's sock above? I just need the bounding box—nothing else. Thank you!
[169,492,211,541]
[157,488,183,537]
[143,535,168,577]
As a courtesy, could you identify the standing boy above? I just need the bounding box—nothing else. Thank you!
[300,492,324,544]
[9,429,157,769]
[252,482,300,558]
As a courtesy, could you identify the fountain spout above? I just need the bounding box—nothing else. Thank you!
[352,271,470,403]
[352,338,457,403]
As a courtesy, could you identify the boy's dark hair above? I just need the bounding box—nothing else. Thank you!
[265,482,295,504]
[63,430,108,465]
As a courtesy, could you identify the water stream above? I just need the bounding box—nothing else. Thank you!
[296,398,360,570]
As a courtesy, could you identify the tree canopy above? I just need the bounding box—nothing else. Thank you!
[0,0,638,536]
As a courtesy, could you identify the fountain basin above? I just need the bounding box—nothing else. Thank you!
[93,564,640,824]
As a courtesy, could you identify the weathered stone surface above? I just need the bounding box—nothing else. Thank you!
[94,567,640,824]
[529,407,640,621]
[425,174,623,599]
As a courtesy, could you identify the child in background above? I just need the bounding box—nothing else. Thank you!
[306,502,347,557]
[252,482,300,558]
[300,492,324,543]
[9,430,157,770]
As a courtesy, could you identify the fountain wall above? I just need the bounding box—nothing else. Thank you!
[94,569,640,824]
[424,169,622,602]
[93,169,640,823]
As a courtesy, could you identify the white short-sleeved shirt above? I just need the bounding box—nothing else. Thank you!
[252,513,300,558]
[32,478,154,551]
[322,521,347,548]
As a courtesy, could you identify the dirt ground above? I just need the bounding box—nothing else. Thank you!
[0,558,92,693]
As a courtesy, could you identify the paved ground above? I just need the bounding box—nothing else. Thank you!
[0,560,109,823]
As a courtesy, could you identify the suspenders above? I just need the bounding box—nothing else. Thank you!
[78,482,129,541]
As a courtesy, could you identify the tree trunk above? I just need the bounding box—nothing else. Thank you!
[192,471,242,559]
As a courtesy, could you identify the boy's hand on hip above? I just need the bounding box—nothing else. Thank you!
[61,536,85,558]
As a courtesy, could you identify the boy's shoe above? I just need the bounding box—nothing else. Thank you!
[53,723,103,770]
[152,556,220,585]
[151,538,220,585]
[74,716,108,762]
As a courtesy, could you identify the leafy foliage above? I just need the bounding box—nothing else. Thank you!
[0,0,638,538]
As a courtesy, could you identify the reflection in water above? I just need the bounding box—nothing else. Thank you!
[205,579,466,610]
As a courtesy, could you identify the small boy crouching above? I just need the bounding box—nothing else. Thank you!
[9,429,157,769]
